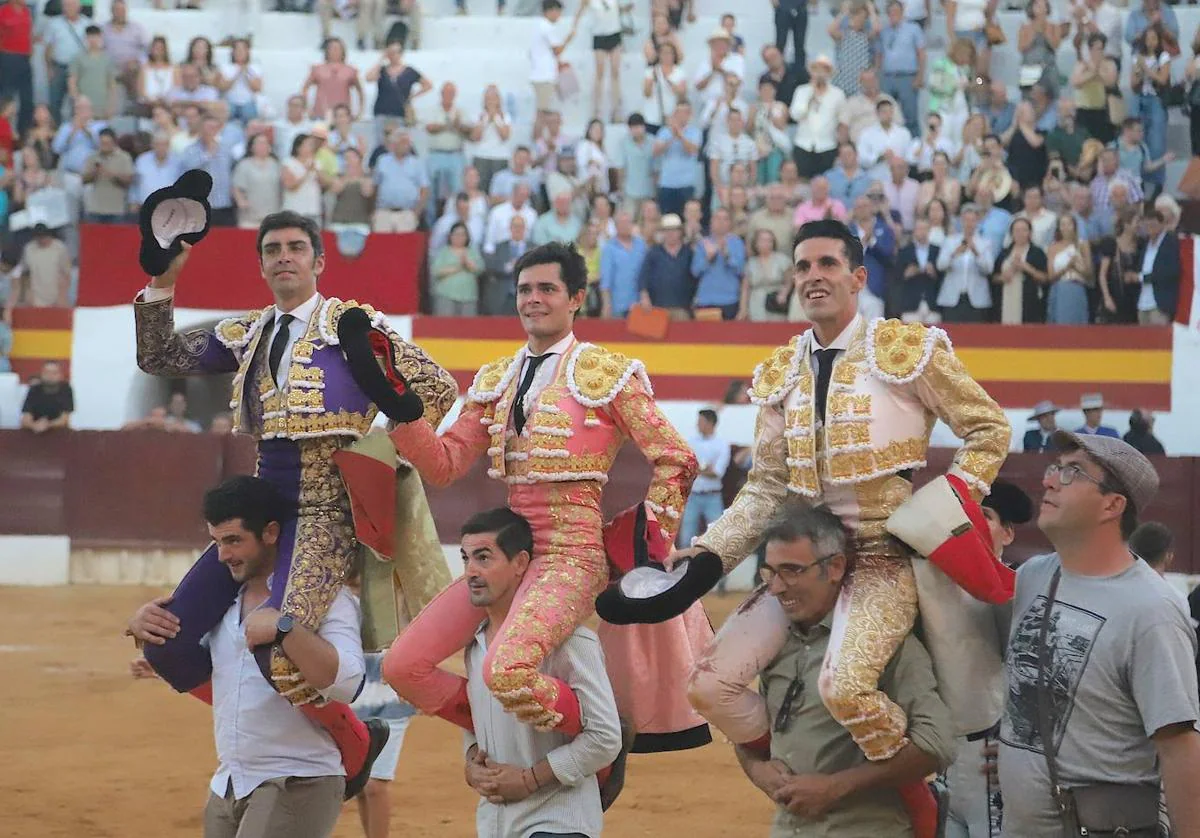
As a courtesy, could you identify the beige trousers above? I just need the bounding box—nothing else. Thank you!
[202,776,345,838]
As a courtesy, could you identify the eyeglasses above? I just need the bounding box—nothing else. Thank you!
[774,661,806,733]
[1045,462,1109,490]
[758,555,838,586]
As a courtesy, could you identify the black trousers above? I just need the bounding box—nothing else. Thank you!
[0,52,34,136]
[774,4,808,68]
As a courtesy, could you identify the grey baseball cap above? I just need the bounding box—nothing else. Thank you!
[1051,430,1159,513]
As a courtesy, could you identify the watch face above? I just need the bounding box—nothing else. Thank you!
[278,614,294,634]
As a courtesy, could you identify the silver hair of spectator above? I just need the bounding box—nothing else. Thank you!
[759,502,848,560]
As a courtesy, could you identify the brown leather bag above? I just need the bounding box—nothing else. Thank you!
[1034,569,1162,838]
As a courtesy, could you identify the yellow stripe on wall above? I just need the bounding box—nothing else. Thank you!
[417,339,1173,385]
[10,329,73,360]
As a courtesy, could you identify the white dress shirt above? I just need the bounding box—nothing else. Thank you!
[209,584,366,800]
[465,623,622,838]
[484,202,539,253]
[689,432,731,494]
[857,122,913,168]
[514,332,575,424]
[264,292,321,389]
[789,84,847,154]
[1138,231,1165,312]
[936,234,995,310]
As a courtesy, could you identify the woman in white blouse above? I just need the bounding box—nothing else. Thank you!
[281,134,330,226]
[576,119,611,198]
[642,41,687,132]
[470,85,513,195]
[138,36,175,113]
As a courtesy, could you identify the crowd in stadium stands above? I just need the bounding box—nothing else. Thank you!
[0,0,1196,326]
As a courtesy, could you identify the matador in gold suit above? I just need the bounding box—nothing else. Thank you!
[686,313,1011,761]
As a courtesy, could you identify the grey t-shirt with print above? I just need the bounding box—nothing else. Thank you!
[998,552,1199,837]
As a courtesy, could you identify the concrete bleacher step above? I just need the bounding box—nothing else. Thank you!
[110,0,1200,167]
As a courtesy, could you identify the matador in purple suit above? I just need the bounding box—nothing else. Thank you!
[129,207,457,797]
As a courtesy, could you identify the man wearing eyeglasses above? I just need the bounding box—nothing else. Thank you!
[734,504,956,837]
[997,432,1200,837]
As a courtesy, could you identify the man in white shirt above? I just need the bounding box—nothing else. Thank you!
[458,507,625,837]
[707,109,758,199]
[128,476,369,838]
[484,183,539,254]
[693,28,746,116]
[857,99,912,180]
[529,0,579,139]
[936,204,995,322]
[677,408,730,550]
[789,54,846,178]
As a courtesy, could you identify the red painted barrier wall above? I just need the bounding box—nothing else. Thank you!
[76,225,426,312]
[1,431,1194,570]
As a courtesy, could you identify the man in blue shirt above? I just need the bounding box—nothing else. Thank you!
[975,185,1013,258]
[51,95,105,175]
[653,102,702,216]
[1124,0,1179,45]
[599,211,647,318]
[373,130,430,231]
[690,207,745,320]
[180,114,236,226]
[1076,393,1121,438]
[638,214,694,318]
[983,81,1016,139]
[878,0,925,137]
[847,194,896,319]
[824,143,873,207]
[131,132,183,213]
[617,113,656,216]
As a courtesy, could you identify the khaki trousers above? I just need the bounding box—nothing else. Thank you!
[202,776,345,838]
[1138,308,1170,325]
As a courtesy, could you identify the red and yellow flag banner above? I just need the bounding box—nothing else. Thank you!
[10,307,73,382]
[411,318,1172,410]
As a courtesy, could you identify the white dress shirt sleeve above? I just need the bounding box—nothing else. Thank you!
[313,589,367,704]
[711,438,732,480]
[543,634,623,787]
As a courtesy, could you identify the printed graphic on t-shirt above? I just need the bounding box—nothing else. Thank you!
[1000,595,1106,753]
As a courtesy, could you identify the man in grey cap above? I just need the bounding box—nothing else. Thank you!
[1022,401,1059,453]
[997,431,1200,837]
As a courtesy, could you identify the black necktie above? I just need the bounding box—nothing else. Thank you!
[268,313,295,384]
[814,348,838,424]
[513,353,552,434]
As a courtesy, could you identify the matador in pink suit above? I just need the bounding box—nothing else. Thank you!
[381,242,700,738]
[607,220,1013,835]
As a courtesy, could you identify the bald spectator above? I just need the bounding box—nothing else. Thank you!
[1124,410,1166,457]
[132,131,183,213]
[532,190,583,246]
[20,361,74,433]
[166,62,219,111]
[883,155,919,232]
[274,95,312,160]
[483,182,538,253]
[747,185,794,255]
[372,129,429,233]
[793,174,847,225]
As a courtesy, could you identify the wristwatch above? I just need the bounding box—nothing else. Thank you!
[273,614,295,646]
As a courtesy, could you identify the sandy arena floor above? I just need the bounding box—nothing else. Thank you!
[1,586,774,838]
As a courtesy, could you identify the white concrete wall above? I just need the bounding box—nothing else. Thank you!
[0,536,71,585]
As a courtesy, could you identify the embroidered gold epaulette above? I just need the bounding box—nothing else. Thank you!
[467,354,521,404]
[319,297,383,346]
[567,343,652,407]
[866,318,947,385]
[214,309,266,350]
[749,338,802,406]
